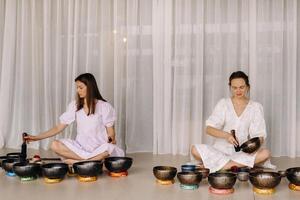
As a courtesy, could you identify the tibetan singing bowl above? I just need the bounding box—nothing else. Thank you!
[13,162,41,178]
[153,166,177,181]
[237,172,249,181]
[249,172,281,189]
[208,172,237,189]
[240,137,261,154]
[0,156,7,168]
[2,158,22,173]
[177,172,202,185]
[104,157,133,173]
[196,168,210,179]
[73,161,103,177]
[6,152,22,159]
[41,163,68,179]
[181,165,196,172]
[286,167,300,186]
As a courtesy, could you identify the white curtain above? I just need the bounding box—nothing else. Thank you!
[0,0,299,157]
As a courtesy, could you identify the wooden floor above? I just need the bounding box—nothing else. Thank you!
[0,148,300,200]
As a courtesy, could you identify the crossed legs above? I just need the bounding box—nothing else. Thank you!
[51,140,109,165]
[190,145,271,170]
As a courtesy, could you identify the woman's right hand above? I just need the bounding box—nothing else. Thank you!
[226,134,239,147]
[23,134,41,143]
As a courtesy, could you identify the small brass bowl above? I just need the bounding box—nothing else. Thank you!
[153,166,177,181]
[177,171,202,185]
[208,172,237,189]
[196,168,210,179]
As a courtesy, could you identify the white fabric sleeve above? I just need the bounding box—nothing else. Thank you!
[249,103,267,139]
[59,101,76,125]
[102,102,116,127]
[205,98,226,129]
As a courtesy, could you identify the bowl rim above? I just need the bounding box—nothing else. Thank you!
[104,157,133,161]
[208,172,237,178]
[153,166,177,171]
[42,163,68,169]
[73,160,103,166]
[177,171,202,175]
[249,171,281,178]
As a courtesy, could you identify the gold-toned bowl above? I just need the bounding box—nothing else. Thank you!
[196,168,210,179]
[177,171,202,185]
[249,172,281,189]
[153,166,177,181]
[208,172,237,189]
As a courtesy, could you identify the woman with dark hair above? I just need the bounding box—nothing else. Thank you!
[25,73,124,164]
[190,71,272,172]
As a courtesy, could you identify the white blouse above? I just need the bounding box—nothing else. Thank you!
[206,98,266,151]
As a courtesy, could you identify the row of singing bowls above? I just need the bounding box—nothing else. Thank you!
[208,172,237,189]
[73,161,103,177]
[249,172,281,189]
[240,137,261,154]
[177,172,202,185]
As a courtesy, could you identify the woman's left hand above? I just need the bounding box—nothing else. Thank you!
[108,136,116,144]
[106,126,116,144]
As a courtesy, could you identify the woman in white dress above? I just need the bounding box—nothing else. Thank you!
[191,71,270,173]
[25,73,124,164]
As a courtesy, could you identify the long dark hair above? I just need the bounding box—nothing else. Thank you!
[75,73,106,115]
[228,71,250,87]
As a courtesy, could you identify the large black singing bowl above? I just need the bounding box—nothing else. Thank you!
[2,158,22,173]
[286,167,300,186]
[73,161,103,177]
[104,157,133,173]
[153,166,177,181]
[208,172,237,189]
[13,162,41,178]
[41,163,69,179]
[240,137,261,154]
[249,172,281,189]
[177,172,202,185]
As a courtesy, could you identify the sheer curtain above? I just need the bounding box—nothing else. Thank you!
[0,0,299,157]
[0,0,118,149]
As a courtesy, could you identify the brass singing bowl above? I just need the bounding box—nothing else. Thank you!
[153,166,177,181]
[104,157,133,173]
[240,137,261,154]
[249,172,281,189]
[286,167,300,186]
[195,168,210,179]
[13,162,41,178]
[208,172,237,189]
[177,171,202,185]
[73,160,103,177]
